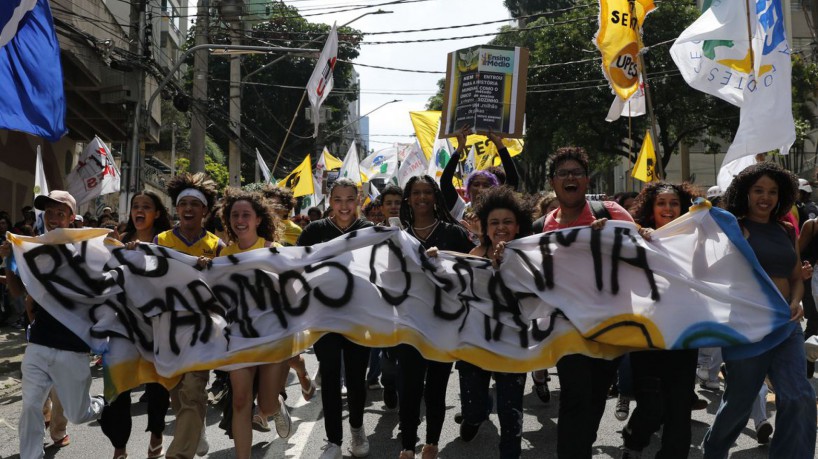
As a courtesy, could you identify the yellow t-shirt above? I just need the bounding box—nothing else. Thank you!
[221,237,281,256]
[280,219,303,246]
[155,228,223,257]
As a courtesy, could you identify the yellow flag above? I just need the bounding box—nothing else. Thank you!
[595,0,655,100]
[410,110,524,162]
[278,155,315,197]
[322,147,343,171]
[632,130,657,183]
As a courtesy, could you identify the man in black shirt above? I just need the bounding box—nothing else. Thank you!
[2,190,104,459]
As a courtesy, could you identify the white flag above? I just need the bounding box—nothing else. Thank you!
[65,136,121,206]
[338,141,363,186]
[256,149,271,183]
[426,137,454,184]
[717,154,757,192]
[670,0,794,163]
[34,145,48,231]
[306,23,338,138]
[463,146,476,177]
[606,83,646,122]
[360,146,398,180]
[398,142,428,188]
[725,0,795,163]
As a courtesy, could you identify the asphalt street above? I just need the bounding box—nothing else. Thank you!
[0,347,807,458]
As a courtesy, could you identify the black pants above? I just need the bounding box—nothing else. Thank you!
[395,344,452,450]
[556,354,620,459]
[314,332,369,445]
[99,383,170,449]
[623,349,697,457]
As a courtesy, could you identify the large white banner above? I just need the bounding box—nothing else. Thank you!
[65,136,121,206]
[8,203,792,399]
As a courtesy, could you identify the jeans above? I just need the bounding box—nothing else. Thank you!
[395,344,452,451]
[623,349,697,457]
[20,344,104,459]
[458,362,526,458]
[703,328,816,458]
[616,353,633,397]
[314,332,369,446]
[556,354,620,459]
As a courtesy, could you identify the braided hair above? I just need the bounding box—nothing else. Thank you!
[399,175,460,227]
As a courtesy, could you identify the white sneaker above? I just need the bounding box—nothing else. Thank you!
[196,426,209,457]
[349,425,370,457]
[696,366,710,383]
[319,440,342,459]
[272,394,292,438]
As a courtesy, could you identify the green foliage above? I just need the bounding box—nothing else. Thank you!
[183,3,362,183]
[173,144,232,191]
[503,0,575,18]
[426,78,445,110]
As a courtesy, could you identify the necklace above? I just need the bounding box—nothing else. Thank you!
[412,219,439,231]
[330,216,353,232]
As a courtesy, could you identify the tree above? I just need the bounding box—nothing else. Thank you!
[426,78,445,110]
[184,3,362,183]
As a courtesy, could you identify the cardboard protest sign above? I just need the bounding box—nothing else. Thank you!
[440,45,528,138]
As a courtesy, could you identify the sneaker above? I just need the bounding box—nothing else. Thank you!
[349,425,370,457]
[319,441,342,459]
[533,379,550,403]
[691,396,708,411]
[272,395,292,438]
[196,428,209,457]
[615,396,631,421]
[384,387,398,410]
[368,380,382,390]
[420,443,439,459]
[252,414,271,432]
[620,446,643,458]
[341,385,348,396]
[399,450,416,459]
[459,421,481,442]
[756,419,773,444]
[699,380,721,392]
[696,366,710,383]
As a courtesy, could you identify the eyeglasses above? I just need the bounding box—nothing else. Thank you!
[555,168,586,179]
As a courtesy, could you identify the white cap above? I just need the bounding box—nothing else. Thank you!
[799,178,812,193]
[706,185,722,199]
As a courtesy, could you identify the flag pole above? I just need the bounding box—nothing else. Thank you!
[632,1,663,181]
[272,90,308,176]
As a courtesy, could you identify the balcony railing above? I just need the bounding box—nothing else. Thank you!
[142,162,169,189]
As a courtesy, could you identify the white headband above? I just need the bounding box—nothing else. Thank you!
[176,188,208,207]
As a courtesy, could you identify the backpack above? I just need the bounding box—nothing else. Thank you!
[589,200,612,220]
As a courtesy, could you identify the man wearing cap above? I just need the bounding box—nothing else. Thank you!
[706,186,723,207]
[0,190,104,459]
[797,179,818,226]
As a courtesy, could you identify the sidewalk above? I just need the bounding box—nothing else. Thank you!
[0,326,25,397]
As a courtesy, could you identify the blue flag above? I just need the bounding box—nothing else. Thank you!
[0,0,66,142]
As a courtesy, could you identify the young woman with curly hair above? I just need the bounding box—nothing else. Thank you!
[218,188,291,458]
[620,181,702,458]
[457,186,532,458]
[703,162,816,458]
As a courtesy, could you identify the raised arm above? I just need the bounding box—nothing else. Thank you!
[441,126,470,212]
[488,129,519,190]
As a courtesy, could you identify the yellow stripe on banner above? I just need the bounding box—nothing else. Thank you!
[6,227,111,245]
[581,314,666,349]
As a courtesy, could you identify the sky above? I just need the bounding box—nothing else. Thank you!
[186,0,513,154]
[301,0,511,151]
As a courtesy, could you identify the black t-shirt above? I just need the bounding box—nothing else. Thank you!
[29,301,89,353]
[405,221,474,253]
[297,217,374,247]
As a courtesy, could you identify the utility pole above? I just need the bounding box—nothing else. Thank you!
[228,19,242,187]
[190,0,210,174]
[125,0,146,215]
[171,122,177,177]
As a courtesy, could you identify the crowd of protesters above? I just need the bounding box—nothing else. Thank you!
[1,142,817,459]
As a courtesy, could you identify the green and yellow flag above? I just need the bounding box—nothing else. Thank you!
[278,154,315,197]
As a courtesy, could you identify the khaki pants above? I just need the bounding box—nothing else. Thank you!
[166,371,209,459]
[42,388,67,442]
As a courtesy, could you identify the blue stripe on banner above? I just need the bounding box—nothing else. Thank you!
[708,206,794,360]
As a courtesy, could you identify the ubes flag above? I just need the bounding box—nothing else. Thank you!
[632,130,656,182]
[278,154,314,197]
[595,0,655,100]
[8,204,793,398]
[0,0,67,142]
[65,137,121,206]
[306,23,338,137]
[670,0,795,163]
